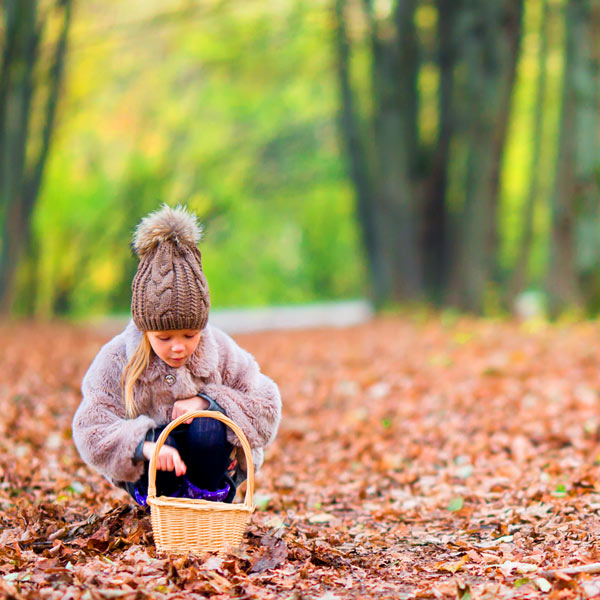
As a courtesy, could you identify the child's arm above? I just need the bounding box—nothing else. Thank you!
[200,327,282,450]
[72,339,157,483]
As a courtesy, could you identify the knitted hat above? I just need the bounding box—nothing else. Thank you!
[131,204,210,331]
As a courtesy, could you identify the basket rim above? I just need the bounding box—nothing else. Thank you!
[147,410,255,509]
[147,495,255,512]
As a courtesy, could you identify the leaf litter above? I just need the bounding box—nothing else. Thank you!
[1,316,600,598]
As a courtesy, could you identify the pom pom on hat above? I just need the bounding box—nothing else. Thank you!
[133,204,203,258]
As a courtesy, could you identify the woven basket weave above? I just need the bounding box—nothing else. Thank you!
[147,410,255,554]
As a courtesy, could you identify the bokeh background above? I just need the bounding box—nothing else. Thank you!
[1,0,599,320]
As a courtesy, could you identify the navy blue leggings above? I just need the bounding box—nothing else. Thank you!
[126,417,234,499]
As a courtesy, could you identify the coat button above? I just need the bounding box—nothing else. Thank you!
[165,374,176,386]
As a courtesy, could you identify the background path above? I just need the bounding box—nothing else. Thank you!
[90,299,375,336]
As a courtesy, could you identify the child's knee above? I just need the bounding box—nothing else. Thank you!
[187,417,227,449]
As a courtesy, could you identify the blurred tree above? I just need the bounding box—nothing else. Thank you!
[447,0,524,312]
[508,0,549,300]
[0,0,72,314]
[422,0,456,302]
[335,0,524,310]
[335,0,384,301]
[336,0,424,306]
[579,0,600,310]
[548,0,599,313]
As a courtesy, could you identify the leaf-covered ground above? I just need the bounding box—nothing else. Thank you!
[2,316,600,599]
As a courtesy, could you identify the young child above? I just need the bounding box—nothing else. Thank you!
[72,205,282,505]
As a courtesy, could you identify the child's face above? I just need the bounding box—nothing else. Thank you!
[146,329,202,368]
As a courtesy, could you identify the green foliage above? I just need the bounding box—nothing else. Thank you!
[13,0,366,316]
[499,0,564,282]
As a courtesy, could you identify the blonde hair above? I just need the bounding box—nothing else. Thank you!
[121,333,152,418]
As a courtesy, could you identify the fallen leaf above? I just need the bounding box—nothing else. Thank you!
[308,512,336,524]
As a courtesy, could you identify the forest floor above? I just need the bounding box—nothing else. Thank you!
[2,315,600,599]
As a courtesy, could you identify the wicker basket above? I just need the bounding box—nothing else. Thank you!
[147,410,255,554]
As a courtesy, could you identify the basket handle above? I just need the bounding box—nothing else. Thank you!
[147,410,255,509]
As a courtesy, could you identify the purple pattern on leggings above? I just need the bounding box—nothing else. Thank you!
[183,477,230,502]
[133,478,229,506]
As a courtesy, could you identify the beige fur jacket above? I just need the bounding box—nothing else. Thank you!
[72,320,281,485]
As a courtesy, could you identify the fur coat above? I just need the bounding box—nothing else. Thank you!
[72,320,281,485]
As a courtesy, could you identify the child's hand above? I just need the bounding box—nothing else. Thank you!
[142,442,187,477]
[172,396,210,424]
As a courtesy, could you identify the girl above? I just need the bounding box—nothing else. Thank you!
[72,205,282,505]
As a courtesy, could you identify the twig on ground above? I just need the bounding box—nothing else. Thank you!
[538,563,600,579]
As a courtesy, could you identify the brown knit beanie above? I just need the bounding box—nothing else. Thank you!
[131,204,210,331]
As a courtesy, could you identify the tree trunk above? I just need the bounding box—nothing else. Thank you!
[0,0,39,314]
[448,0,524,312]
[334,0,386,304]
[422,0,457,302]
[365,0,423,302]
[0,0,72,315]
[547,0,593,313]
[336,0,425,306]
[573,0,600,309]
